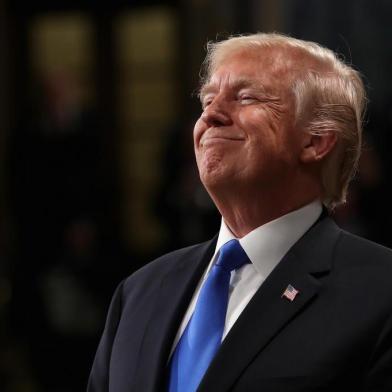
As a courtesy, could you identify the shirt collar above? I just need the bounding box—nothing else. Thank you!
[214,200,323,279]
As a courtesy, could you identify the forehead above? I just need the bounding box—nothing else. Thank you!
[202,48,292,91]
[202,45,324,94]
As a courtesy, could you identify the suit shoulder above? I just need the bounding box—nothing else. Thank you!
[333,229,392,283]
[338,229,392,262]
[123,239,214,287]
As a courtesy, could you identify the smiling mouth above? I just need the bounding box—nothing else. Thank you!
[200,136,244,146]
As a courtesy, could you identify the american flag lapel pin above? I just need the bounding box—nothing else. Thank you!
[281,284,299,302]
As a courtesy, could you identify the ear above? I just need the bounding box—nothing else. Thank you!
[300,131,337,163]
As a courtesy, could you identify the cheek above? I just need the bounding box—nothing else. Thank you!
[193,118,205,147]
[240,106,280,129]
[238,108,300,166]
[237,107,263,125]
[238,108,280,146]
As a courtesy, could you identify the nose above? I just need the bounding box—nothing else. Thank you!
[201,100,233,127]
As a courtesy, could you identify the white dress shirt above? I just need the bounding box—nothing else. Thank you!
[170,200,322,355]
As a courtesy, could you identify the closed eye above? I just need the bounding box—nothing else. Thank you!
[202,100,213,109]
[201,95,215,109]
[238,95,257,104]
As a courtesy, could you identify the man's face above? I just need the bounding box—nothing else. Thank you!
[194,47,306,195]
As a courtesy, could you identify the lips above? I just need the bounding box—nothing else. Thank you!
[199,131,245,146]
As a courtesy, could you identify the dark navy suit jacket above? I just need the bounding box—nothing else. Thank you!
[88,217,392,391]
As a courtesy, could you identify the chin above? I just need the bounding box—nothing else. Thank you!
[199,167,235,192]
[197,151,238,188]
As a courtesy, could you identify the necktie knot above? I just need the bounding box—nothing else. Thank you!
[215,239,250,272]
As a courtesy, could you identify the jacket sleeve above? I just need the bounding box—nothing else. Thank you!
[363,312,392,391]
[87,280,125,392]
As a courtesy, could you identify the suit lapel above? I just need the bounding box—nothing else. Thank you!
[132,237,217,392]
[199,217,341,391]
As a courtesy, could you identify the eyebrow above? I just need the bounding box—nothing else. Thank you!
[198,77,269,101]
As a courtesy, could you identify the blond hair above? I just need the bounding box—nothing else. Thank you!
[200,33,366,209]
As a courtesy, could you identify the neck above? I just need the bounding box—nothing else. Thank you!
[207,183,321,238]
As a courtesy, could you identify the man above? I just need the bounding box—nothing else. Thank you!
[88,33,392,391]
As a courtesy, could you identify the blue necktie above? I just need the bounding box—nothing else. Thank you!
[168,239,250,392]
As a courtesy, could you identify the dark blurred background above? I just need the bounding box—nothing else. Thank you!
[1,0,392,391]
